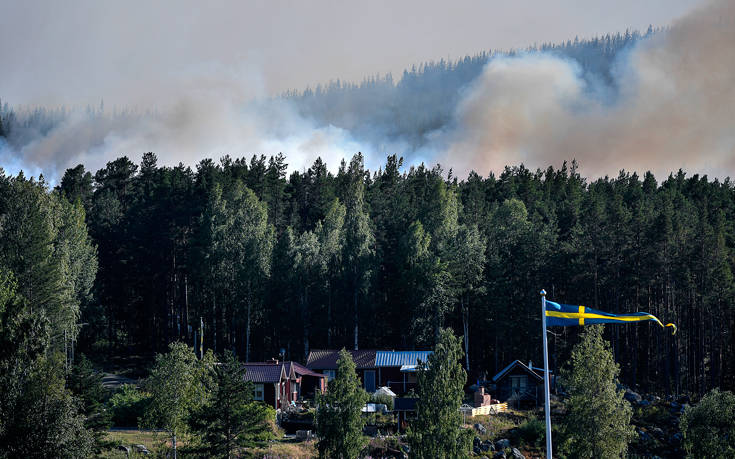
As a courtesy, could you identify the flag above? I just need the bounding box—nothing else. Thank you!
[545,300,677,334]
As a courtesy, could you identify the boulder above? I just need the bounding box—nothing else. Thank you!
[651,427,664,439]
[495,438,511,450]
[117,445,131,454]
[474,423,488,435]
[670,432,683,445]
[624,389,642,403]
[636,429,652,443]
[510,447,525,459]
[481,440,495,452]
[638,399,651,407]
[493,452,507,459]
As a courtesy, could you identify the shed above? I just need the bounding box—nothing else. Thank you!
[492,360,546,408]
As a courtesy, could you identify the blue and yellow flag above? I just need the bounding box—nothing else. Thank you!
[545,301,677,334]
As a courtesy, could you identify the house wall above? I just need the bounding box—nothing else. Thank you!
[264,383,277,409]
[378,367,417,395]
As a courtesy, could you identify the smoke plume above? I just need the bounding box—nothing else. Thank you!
[1,0,732,180]
[441,0,735,178]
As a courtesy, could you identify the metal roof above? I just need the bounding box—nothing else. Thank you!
[375,351,432,367]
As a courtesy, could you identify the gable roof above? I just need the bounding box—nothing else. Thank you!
[306,349,377,370]
[285,361,327,379]
[492,360,544,383]
[375,350,432,367]
[243,362,286,383]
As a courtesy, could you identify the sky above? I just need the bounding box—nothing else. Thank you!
[4,0,733,181]
[0,0,703,107]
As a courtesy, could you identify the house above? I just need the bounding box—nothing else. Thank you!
[243,361,292,410]
[306,349,378,392]
[306,349,432,395]
[284,361,328,401]
[375,350,432,395]
[492,360,546,408]
[243,360,327,410]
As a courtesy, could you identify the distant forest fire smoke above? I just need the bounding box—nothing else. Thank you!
[0,0,732,180]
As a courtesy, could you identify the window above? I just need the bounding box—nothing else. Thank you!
[510,375,528,395]
[254,384,264,401]
[324,370,336,381]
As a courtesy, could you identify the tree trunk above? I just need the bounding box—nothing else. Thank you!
[172,433,177,459]
[246,288,252,362]
[353,278,359,351]
[462,295,470,372]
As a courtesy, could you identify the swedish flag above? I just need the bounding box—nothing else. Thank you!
[545,300,677,334]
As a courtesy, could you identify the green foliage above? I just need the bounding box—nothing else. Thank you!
[369,392,394,411]
[190,350,274,457]
[143,342,213,455]
[408,328,472,459]
[680,389,735,458]
[561,325,634,459]
[315,349,369,459]
[514,416,545,447]
[109,385,151,427]
[67,355,112,451]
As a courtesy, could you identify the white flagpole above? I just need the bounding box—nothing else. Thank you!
[541,289,553,458]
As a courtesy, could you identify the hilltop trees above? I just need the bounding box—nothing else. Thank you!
[17,151,734,398]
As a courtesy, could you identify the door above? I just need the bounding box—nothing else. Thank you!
[364,370,376,393]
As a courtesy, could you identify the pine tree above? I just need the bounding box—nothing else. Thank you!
[561,325,634,458]
[315,349,369,459]
[408,328,472,459]
[192,351,273,457]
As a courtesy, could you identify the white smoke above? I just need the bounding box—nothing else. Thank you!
[440,0,735,179]
[1,0,733,181]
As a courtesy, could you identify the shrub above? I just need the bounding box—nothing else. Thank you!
[370,392,395,411]
[514,416,545,447]
[680,389,735,458]
[108,384,152,427]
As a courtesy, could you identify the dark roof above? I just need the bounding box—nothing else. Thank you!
[306,349,377,370]
[394,397,418,411]
[285,361,327,379]
[243,362,284,383]
[492,360,544,383]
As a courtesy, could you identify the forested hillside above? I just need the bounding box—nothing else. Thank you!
[20,151,729,397]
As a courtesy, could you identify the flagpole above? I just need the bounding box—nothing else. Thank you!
[541,289,553,458]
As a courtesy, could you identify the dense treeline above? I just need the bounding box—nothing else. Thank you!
[0,172,97,455]
[36,152,731,397]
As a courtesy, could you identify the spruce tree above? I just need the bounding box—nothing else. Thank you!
[315,349,369,459]
[192,351,273,458]
[561,325,634,458]
[408,328,472,459]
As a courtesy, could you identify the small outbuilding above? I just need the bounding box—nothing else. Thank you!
[492,360,546,408]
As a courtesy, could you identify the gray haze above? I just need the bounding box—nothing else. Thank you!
[4,0,731,181]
